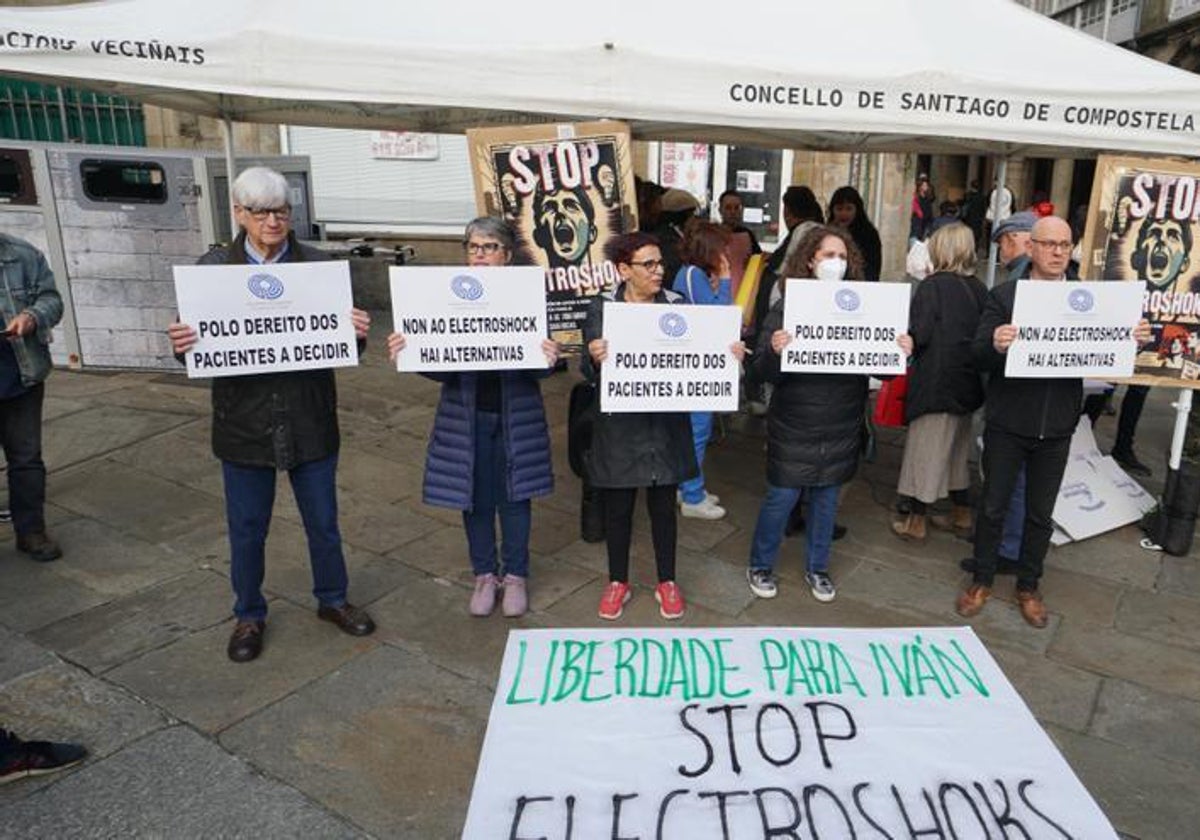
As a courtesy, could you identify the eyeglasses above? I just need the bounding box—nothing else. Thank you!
[241,206,291,221]
[463,241,506,256]
[630,259,665,273]
[1031,239,1072,253]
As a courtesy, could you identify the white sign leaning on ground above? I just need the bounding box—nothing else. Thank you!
[173,262,358,379]
[390,266,547,373]
[601,302,741,413]
[1006,281,1144,378]
[781,280,910,375]
[463,627,1118,839]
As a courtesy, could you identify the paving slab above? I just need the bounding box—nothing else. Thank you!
[29,569,232,674]
[370,568,547,684]
[1045,525,1163,590]
[1050,620,1200,702]
[1114,588,1200,651]
[34,516,196,597]
[107,423,224,500]
[0,624,55,682]
[1091,678,1200,772]
[51,459,227,546]
[221,645,490,839]
[0,726,365,838]
[276,486,444,556]
[739,589,933,628]
[106,600,377,734]
[0,660,171,806]
[1047,724,1200,840]
[989,645,1102,734]
[0,555,112,634]
[1157,554,1200,599]
[840,559,1060,655]
[44,404,195,471]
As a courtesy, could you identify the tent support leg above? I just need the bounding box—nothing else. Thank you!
[222,115,237,237]
[1170,389,1192,471]
[986,157,1007,288]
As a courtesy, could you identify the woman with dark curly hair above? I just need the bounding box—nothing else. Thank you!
[745,225,910,604]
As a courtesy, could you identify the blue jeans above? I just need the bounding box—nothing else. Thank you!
[222,454,348,622]
[463,410,531,578]
[999,465,1026,561]
[679,411,713,504]
[749,483,840,574]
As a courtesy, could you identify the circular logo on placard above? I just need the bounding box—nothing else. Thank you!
[659,311,688,338]
[451,274,484,301]
[247,273,284,300]
[1068,288,1094,313]
[835,288,861,312]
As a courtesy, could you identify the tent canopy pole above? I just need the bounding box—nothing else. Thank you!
[221,115,237,240]
[985,156,1008,288]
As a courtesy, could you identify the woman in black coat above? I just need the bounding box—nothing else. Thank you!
[828,185,883,282]
[746,225,911,604]
[891,222,988,542]
[583,232,744,621]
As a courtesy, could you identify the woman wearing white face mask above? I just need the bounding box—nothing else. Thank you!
[745,226,912,603]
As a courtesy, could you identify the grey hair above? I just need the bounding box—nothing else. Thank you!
[231,166,289,209]
[464,216,515,251]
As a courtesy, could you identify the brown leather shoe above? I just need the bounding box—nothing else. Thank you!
[891,513,927,542]
[317,603,376,636]
[930,506,973,539]
[1016,589,1049,629]
[227,620,265,663]
[955,584,991,618]
[16,531,62,563]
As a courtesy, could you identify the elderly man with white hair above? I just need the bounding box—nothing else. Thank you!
[167,166,374,663]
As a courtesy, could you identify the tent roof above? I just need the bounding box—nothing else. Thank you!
[1,0,1199,156]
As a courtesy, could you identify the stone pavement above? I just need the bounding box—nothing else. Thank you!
[1,314,1199,839]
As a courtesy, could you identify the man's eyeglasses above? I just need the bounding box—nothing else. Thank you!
[241,206,291,221]
[1031,239,1072,253]
[630,259,665,273]
[464,241,506,256]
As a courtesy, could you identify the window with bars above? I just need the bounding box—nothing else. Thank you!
[0,79,145,146]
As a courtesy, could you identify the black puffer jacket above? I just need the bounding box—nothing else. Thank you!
[580,284,698,489]
[905,271,988,422]
[752,300,867,487]
[972,278,1081,440]
[196,232,348,469]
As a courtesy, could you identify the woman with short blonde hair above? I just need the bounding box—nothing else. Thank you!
[892,222,989,542]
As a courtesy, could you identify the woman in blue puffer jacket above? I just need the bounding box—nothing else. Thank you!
[388,217,558,619]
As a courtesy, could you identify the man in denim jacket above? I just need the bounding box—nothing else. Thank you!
[0,233,64,562]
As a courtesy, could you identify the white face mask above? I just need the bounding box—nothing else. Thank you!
[814,257,847,282]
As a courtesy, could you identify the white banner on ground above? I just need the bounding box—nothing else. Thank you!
[1006,281,1143,378]
[780,280,909,375]
[390,266,547,372]
[173,262,358,379]
[463,627,1117,839]
[600,302,741,413]
[1053,417,1155,542]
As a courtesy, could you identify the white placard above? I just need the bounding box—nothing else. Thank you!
[780,280,910,375]
[601,302,741,413]
[1006,281,1143,378]
[1052,417,1154,542]
[390,266,547,372]
[463,627,1118,839]
[172,262,358,379]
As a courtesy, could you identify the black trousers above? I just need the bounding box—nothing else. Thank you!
[0,383,46,537]
[603,485,677,584]
[1114,385,1149,455]
[972,427,1069,591]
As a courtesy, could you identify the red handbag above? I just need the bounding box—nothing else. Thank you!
[873,374,908,428]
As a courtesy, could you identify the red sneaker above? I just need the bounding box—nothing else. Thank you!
[655,581,686,620]
[597,581,631,621]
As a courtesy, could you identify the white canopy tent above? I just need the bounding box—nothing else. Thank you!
[0,0,1197,157]
[2,0,1199,474]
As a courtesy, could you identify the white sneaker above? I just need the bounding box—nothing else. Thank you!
[680,498,726,520]
[677,490,720,506]
[805,571,837,603]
